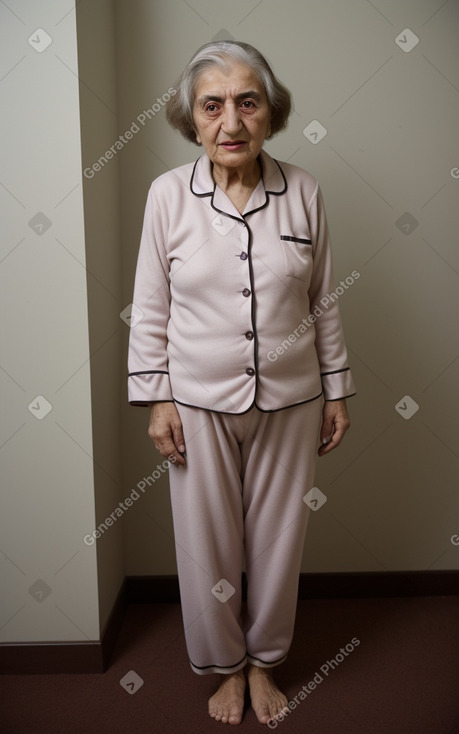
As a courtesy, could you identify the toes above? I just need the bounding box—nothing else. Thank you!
[253,701,271,725]
[259,707,286,726]
[209,707,240,725]
[209,708,225,723]
[208,671,245,725]
[271,702,289,722]
[255,706,274,724]
[209,697,244,725]
[250,681,289,725]
[208,702,222,721]
[228,706,243,725]
[270,704,289,723]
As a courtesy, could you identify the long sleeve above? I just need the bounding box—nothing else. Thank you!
[127,184,173,406]
[307,184,356,401]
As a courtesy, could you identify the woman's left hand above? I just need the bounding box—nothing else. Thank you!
[318,399,350,456]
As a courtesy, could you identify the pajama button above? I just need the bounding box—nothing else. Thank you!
[240,252,248,260]
[246,367,255,376]
[245,331,254,340]
[242,288,251,297]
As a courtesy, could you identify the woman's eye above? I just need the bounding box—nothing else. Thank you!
[241,100,255,109]
[205,104,219,113]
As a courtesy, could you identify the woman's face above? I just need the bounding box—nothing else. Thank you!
[192,62,272,172]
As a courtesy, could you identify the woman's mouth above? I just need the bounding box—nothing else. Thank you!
[220,141,247,151]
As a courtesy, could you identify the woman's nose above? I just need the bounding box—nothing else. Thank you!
[221,103,242,134]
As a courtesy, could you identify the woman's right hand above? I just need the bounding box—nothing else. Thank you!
[148,402,186,467]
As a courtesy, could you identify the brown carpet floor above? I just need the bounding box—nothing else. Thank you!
[2,596,459,733]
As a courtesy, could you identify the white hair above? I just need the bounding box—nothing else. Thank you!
[166,41,292,144]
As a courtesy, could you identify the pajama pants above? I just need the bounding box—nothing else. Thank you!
[168,397,323,675]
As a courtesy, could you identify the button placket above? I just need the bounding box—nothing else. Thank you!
[239,219,248,261]
[239,219,255,379]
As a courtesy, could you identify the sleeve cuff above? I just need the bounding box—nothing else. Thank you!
[128,372,173,406]
[321,369,356,401]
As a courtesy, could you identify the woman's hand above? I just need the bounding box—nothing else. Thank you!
[148,402,186,467]
[318,399,350,457]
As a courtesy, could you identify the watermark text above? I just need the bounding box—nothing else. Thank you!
[83,87,176,179]
[83,455,175,545]
[267,637,360,728]
[267,270,360,363]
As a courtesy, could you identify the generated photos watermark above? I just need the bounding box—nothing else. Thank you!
[267,270,360,363]
[120,670,144,695]
[267,637,361,728]
[83,87,176,179]
[83,455,175,546]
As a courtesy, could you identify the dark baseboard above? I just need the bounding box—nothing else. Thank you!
[100,576,129,669]
[0,577,128,675]
[296,570,459,599]
[126,570,459,603]
[126,574,181,603]
[1,571,457,675]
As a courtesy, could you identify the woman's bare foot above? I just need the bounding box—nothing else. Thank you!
[208,668,246,725]
[247,664,289,725]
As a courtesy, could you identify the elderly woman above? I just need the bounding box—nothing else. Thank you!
[128,40,355,726]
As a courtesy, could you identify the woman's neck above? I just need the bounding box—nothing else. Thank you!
[212,158,261,193]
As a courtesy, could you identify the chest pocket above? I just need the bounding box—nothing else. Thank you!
[280,235,312,282]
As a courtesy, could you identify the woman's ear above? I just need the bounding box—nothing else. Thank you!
[266,113,272,139]
[192,119,202,144]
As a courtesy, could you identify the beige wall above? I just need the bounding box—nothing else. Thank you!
[119,0,459,575]
[1,0,458,647]
[0,0,101,642]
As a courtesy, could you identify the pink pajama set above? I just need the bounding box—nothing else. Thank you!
[128,149,355,674]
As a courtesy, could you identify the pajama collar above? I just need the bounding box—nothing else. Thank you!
[189,148,288,219]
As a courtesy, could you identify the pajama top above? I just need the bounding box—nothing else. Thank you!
[128,149,356,413]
